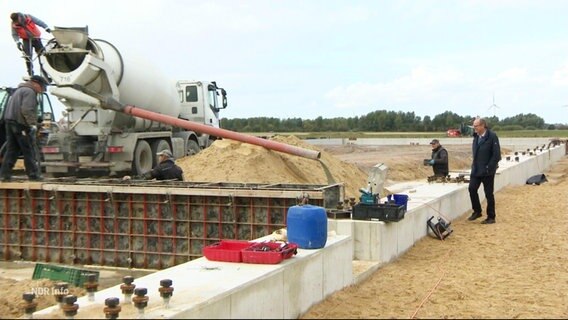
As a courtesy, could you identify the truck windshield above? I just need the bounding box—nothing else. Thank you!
[0,88,12,120]
[0,89,7,102]
[0,89,54,122]
[37,93,55,122]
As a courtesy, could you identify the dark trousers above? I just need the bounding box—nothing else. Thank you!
[21,38,45,76]
[468,174,496,219]
[433,170,448,177]
[0,121,40,179]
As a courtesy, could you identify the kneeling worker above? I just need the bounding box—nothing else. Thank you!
[425,139,449,177]
[124,149,184,181]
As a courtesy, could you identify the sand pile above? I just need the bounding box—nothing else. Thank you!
[177,135,369,200]
[0,278,86,319]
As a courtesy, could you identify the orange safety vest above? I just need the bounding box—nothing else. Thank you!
[12,14,41,40]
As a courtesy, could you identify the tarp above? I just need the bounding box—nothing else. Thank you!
[526,174,547,185]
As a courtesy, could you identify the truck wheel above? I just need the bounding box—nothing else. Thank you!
[133,140,152,176]
[151,139,171,167]
[186,140,200,156]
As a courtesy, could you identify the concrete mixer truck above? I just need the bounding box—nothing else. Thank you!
[38,26,228,177]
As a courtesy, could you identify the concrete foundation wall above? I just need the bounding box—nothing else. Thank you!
[35,234,353,319]
[33,144,565,319]
[329,145,565,264]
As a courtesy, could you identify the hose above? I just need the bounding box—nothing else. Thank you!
[410,248,453,319]
[409,200,454,318]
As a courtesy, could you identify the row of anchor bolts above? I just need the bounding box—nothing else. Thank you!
[22,276,174,319]
[507,146,546,162]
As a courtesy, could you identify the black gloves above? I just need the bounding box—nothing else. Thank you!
[45,28,51,33]
[16,42,23,51]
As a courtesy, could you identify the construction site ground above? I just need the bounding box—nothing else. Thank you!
[303,146,568,318]
[1,137,566,318]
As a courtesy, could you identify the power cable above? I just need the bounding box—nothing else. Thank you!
[410,248,452,319]
[409,200,454,319]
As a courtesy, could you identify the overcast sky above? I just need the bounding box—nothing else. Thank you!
[2,0,568,124]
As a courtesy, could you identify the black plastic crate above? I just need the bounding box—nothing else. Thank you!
[352,203,406,222]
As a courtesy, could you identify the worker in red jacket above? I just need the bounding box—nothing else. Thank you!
[10,12,51,76]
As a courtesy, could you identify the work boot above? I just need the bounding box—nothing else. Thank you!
[481,218,495,224]
[467,212,482,221]
[29,176,43,181]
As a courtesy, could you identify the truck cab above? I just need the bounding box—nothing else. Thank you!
[178,80,227,148]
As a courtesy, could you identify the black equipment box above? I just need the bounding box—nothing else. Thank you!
[352,203,406,222]
[326,209,352,219]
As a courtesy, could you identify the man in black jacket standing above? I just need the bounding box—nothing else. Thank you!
[0,75,48,181]
[467,117,501,224]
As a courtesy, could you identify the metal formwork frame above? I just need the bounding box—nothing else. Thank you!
[0,180,343,269]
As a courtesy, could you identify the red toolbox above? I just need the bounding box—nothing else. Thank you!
[203,240,253,262]
[241,242,298,264]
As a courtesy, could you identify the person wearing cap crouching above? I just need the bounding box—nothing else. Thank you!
[424,139,449,177]
[0,75,49,182]
[123,149,184,181]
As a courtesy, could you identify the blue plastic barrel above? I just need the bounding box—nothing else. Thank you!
[286,205,328,249]
[393,194,409,211]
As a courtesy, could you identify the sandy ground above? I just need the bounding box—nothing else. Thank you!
[301,156,568,319]
[0,262,153,319]
[0,136,563,318]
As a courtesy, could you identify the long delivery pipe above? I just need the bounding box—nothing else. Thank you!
[74,85,321,160]
[127,105,321,160]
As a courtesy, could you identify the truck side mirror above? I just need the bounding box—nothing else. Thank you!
[221,89,227,108]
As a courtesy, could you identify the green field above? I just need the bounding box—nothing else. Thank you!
[245,130,568,139]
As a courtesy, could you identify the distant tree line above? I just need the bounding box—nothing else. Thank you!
[221,110,564,132]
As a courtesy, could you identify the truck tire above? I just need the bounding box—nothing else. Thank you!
[151,139,171,167]
[132,140,152,176]
[186,140,200,156]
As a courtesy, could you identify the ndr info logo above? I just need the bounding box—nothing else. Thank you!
[30,286,70,296]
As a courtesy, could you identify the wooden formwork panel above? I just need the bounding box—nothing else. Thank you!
[0,181,343,269]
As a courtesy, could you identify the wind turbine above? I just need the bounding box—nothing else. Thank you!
[487,93,500,118]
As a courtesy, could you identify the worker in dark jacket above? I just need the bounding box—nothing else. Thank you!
[10,12,51,76]
[426,139,449,176]
[467,117,501,224]
[124,149,184,181]
[0,75,48,182]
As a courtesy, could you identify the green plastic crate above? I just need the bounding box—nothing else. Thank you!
[32,263,100,287]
